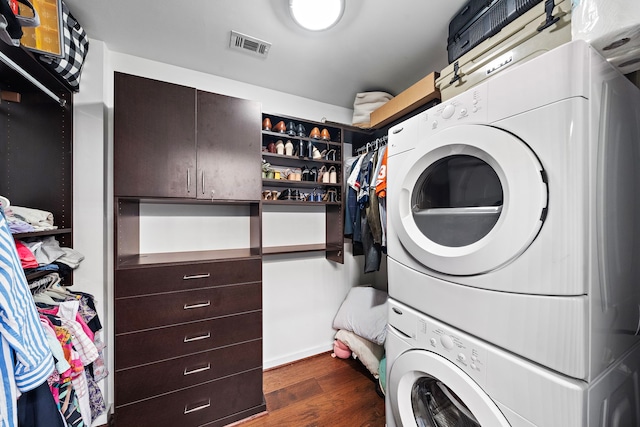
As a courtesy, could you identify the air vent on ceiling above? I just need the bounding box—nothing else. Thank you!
[229,31,271,58]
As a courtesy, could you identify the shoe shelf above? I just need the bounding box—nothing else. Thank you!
[261,112,345,263]
[262,178,341,188]
[261,152,341,167]
[261,129,342,149]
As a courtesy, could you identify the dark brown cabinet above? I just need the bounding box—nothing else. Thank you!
[114,73,261,201]
[113,73,265,426]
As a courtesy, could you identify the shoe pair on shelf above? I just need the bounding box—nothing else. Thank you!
[277,188,304,201]
[322,189,338,203]
[321,149,337,161]
[309,127,331,141]
[262,190,281,200]
[264,117,307,137]
[300,166,318,182]
[318,166,337,184]
[285,168,302,181]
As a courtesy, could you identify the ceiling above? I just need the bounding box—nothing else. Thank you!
[63,0,467,109]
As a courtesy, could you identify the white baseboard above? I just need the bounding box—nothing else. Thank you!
[263,342,333,370]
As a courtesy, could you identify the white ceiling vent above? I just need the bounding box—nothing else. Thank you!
[229,31,271,58]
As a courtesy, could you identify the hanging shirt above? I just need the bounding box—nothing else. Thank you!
[0,209,54,427]
[375,146,388,198]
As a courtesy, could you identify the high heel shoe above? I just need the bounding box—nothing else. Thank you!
[324,149,336,161]
[287,121,297,136]
[309,167,318,182]
[301,166,310,182]
[285,140,294,156]
[310,127,321,139]
[312,146,322,160]
[274,121,287,133]
[318,166,327,183]
[298,140,307,158]
[321,129,331,141]
[275,140,285,155]
[262,117,272,131]
[322,189,338,203]
[328,166,337,184]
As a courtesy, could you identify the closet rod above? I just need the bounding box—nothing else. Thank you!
[0,50,66,107]
[356,135,388,155]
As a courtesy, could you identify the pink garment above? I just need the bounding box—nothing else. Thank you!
[14,240,38,269]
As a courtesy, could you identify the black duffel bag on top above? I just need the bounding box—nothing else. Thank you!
[39,0,88,91]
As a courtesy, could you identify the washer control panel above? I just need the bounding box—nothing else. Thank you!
[389,299,487,385]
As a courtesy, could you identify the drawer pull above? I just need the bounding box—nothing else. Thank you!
[184,399,211,414]
[183,363,211,376]
[183,332,211,343]
[183,301,211,310]
[183,273,211,280]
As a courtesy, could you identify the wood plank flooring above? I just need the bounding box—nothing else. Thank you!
[236,352,386,427]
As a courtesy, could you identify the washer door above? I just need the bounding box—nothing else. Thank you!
[390,124,547,276]
[389,350,510,427]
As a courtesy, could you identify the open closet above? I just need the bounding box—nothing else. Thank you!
[0,40,107,426]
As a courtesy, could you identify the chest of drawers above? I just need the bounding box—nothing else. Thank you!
[114,258,265,427]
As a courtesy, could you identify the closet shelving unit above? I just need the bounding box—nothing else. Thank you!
[0,43,74,249]
[261,113,344,262]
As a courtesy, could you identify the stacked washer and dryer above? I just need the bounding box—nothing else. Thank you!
[385,40,640,426]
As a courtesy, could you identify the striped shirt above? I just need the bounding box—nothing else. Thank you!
[0,210,54,427]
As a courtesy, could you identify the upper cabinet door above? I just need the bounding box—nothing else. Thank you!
[114,73,196,198]
[196,91,261,201]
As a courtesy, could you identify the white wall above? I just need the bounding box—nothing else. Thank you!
[72,40,385,423]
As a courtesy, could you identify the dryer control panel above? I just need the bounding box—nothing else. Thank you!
[389,298,487,386]
[422,83,489,135]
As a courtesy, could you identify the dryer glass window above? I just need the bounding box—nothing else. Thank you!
[412,155,503,247]
[412,377,480,427]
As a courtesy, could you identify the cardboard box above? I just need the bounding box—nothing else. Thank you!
[369,72,440,128]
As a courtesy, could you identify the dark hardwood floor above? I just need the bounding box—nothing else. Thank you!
[236,352,386,427]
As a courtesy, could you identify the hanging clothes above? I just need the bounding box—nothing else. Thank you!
[0,208,54,427]
[345,139,388,273]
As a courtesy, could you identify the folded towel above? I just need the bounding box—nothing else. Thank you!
[10,205,55,230]
[352,91,394,125]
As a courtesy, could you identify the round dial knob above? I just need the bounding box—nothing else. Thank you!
[442,104,456,119]
[440,335,454,350]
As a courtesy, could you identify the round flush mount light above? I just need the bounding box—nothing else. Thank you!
[289,0,345,31]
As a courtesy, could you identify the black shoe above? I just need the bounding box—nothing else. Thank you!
[297,124,306,137]
[287,121,297,136]
[278,189,292,200]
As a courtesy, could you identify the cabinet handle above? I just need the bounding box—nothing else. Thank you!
[183,301,211,310]
[201,170,205,194]
[392,127,404,134]
[187,168,191,193]
[183,363,211,376]
[184,399,211,414]
[182,273,210,280]
[183,332,211,343]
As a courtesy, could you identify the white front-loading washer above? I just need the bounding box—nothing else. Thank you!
[386,299,640,427]
[386,40,640,382]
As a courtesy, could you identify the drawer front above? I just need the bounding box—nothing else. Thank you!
[115,259,262,298]
[114,368,264,427]
[115,310,262,369]
[115,282,261,334]
[115,339,262,406]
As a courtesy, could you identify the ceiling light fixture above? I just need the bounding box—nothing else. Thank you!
[289,0,345,31]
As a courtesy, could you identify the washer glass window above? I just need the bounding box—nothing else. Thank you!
[412,377,481,427]
[412,155,503,247]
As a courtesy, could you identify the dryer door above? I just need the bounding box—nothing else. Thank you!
[389,124,547,276]
[389,349,510,426]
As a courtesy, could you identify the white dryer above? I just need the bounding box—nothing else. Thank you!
[385,299,640,427]
[386,40,640,382]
